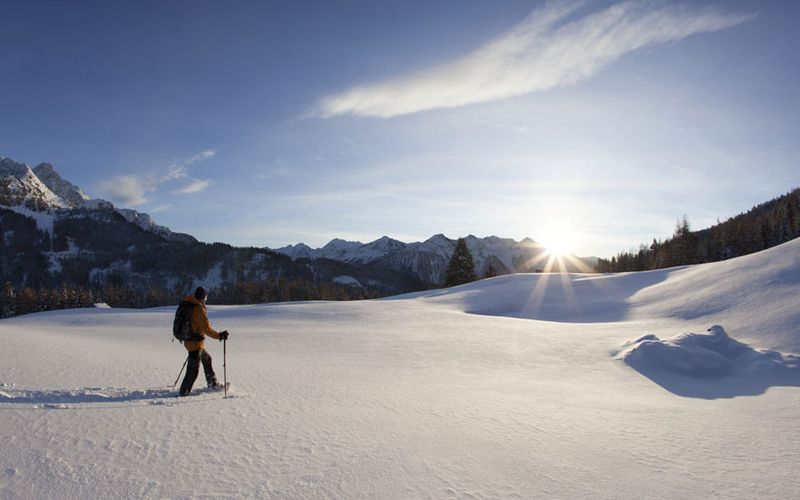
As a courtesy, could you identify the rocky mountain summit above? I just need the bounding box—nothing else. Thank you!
[0,156,192,242]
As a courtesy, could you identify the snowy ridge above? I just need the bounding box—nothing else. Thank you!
[116,208,173,237]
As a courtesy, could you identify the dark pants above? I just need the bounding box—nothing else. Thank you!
[179,348,217,396]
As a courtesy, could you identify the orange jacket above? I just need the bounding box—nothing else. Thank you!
[182,295,220,352]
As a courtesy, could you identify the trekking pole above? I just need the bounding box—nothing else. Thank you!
[223,337,228,399]
[172,355,189,387]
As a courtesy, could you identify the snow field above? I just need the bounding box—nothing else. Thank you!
[2,239,800,498]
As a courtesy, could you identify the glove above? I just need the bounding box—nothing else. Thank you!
[219,330,229,341]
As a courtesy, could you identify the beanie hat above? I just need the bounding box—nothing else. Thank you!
[194,286,207,300]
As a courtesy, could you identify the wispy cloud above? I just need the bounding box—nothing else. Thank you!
[164,164,189,181]
[162,149,216,182]
[99,149,217,206]
[185,149,216,165]
[172,178,213,195]
[148,204,174,213]
[315,1,755,119]
[99,175,156,206]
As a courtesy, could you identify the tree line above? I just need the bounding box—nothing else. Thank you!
[595,187,800,272]
[0,278,380,318]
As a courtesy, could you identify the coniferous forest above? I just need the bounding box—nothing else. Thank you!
[0,280,385,319]
[595,188,800,272]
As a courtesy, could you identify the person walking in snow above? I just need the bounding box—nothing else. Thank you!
[179,286,229,397]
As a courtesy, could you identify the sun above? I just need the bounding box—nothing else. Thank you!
[539,227,576,256]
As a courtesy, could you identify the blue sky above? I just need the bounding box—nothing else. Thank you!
[1,0,797,257]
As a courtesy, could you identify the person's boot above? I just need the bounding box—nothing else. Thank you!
[200,349,219,389]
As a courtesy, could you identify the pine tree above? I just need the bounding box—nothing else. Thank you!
[443,238,477,287]
[1,282,15,318]
[15,287,38,315]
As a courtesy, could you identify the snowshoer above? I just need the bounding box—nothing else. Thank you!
[178,287,229,397]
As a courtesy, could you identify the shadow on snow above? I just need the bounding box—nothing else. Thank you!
[619,325,800,399]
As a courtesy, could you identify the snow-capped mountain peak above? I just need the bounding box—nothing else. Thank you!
[273,242,316,260]
[365,235,404,252]
[1,154,195,243]
[32,162,91,208]
[0,157,67,210]
[319,238,366,261]
[323,238,364,250]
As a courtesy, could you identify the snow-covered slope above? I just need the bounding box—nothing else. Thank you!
[401,237,800,351]
[1,239,799,498]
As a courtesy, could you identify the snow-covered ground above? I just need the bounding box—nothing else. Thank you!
[2,239,800,499]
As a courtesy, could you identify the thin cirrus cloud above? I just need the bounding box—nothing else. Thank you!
[315,1,756,119]
[172,178,213,195]
[99,149,216,206]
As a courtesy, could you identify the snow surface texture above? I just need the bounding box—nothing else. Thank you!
[1,239,800,498]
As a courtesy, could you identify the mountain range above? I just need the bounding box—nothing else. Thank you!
[0,155,593,298]
[273,234,595,285]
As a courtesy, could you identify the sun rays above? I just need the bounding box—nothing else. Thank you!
[516,241,607,319]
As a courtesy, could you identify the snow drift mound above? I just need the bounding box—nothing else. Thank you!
[399,238,800,351]
[618,325,800,398]
[619,325,797,377]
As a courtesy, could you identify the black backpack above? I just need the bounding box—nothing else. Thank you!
[173,301,202,342]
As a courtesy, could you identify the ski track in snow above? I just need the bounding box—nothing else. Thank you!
[0,384,243,408]
[1,239,800,498]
